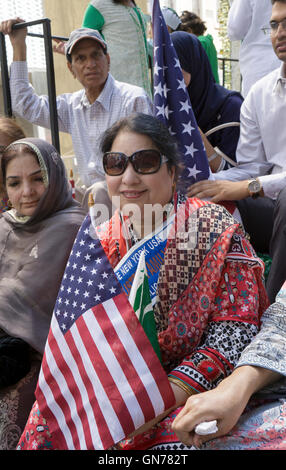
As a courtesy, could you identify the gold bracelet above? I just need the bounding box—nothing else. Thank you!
[168,376,198,397]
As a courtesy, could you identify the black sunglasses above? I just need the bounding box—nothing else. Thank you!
[103,149,169,176]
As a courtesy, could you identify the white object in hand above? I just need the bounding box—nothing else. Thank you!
[195,420,218,436]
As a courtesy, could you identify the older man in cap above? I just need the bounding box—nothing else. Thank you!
[0,19,152,199]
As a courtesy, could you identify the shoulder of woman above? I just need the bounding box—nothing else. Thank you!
[42,205,86,229]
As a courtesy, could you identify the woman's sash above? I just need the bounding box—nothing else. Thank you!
[114,214,175,305]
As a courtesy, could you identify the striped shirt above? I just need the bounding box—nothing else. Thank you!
[10,62,153,187]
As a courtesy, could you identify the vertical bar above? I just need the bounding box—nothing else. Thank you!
[222,58,226,87]
[1,19,61,153]
[42,19,60,153]
[0,32,12,117]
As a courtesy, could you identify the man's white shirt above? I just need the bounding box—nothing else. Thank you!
[214,64,286,200]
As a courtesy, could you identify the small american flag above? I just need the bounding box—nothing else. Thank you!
[152,0,211,193]
[36,216,175,450]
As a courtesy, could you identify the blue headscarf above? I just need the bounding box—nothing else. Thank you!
[171,31,242,131]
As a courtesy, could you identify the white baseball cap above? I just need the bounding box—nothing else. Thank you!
[65,28,107,61]
[162,7,181,31]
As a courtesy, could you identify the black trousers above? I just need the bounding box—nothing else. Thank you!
[237,187,286,304]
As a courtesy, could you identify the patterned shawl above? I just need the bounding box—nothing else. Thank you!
[97,196,268,373]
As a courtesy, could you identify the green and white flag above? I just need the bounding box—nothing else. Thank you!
[129,250,162,363]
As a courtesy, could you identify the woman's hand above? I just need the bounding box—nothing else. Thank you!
[187,179,249,203]
[172,372,250,448]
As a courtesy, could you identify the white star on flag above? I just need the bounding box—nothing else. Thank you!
[180,100,192,114]
[182,122,195,136]
[185,143,198,157]
[154,82,164,96]
[187,164,202,178]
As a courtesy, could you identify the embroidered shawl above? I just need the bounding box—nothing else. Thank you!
[97,197,268,393]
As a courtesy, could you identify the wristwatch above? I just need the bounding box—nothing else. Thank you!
[247,178,261,198]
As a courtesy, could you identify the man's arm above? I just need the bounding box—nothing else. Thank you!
[227,0,253,41]
[187,178,260,203]
[187,82,277,202]
[0,18,71,134]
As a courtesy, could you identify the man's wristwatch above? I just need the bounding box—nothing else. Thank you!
[247,178,261,198]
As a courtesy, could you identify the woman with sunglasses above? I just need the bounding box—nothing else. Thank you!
[17,114,267,450]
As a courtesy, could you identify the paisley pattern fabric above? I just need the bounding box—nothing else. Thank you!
[0,357,41,450]
[202,396,286,450]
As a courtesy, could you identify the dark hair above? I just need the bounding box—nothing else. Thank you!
[0,116,25,144]
[180,11,207,36]
[100,113,181,178]
[271,0,286,4]
[1,144,38,185]
[0,118,26,197]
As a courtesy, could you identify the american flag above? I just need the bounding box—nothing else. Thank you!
[36,215,175,450]
[152,0,211,193]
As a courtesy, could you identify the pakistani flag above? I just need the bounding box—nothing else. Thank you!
[129,251,162,363]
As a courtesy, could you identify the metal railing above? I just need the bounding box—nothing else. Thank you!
[0,18,68,153]
[218,56,241,91]
[0,20,242,154]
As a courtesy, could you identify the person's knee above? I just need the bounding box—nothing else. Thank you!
[275,186,286,209]
[274,187,286,224]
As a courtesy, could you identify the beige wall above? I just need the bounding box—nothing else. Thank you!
[43,0,87,156]
[136,0,148,13]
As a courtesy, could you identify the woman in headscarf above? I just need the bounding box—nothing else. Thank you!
[17,114,267,451]
[0,138,85,449]
[171,31,243,172]
[0,116,26,213]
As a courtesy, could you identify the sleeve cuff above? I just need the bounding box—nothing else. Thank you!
[168,375,198,396]
[10,61,29,80]
[258,173,286,199]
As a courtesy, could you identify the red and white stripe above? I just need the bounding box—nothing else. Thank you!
[36,293,174,450]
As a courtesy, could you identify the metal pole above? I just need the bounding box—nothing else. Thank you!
[0,32,12,116]
[0,19,62,153]
[42,19,60,153]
